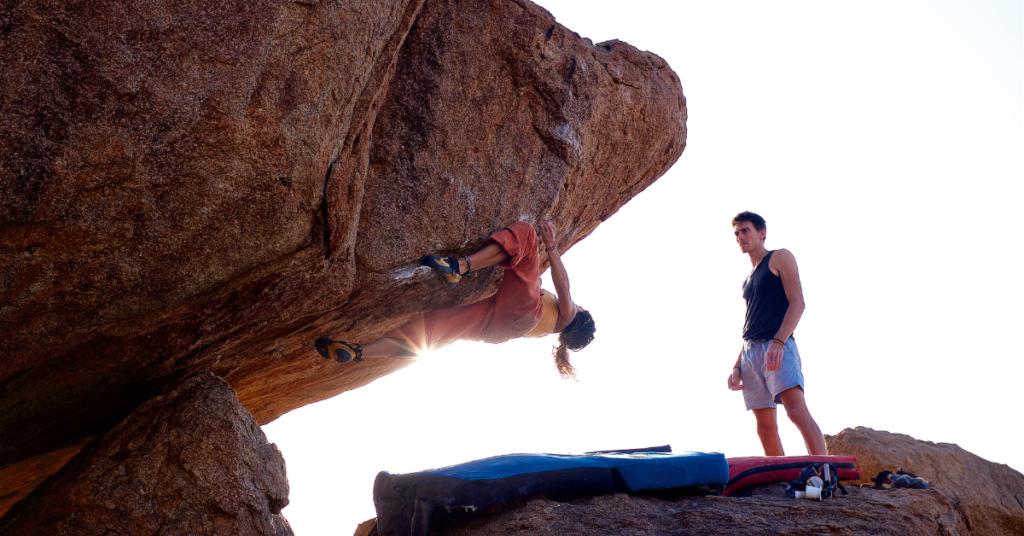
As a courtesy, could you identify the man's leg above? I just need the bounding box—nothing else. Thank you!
[752,408,785,456]
[456,221,539,275]
[741,340,785,456]
[328,223,538,362]
[397,221,542,351]
[475,221,544,343]
[457,243,509,274]
[778,386,828,455]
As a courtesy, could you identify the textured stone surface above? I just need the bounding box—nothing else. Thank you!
[826,426,1024,536]
[0,442,85,521]
[0,0,686,511]
[354,518,378,536]
[0,372,292,535]
[416,484,970,535]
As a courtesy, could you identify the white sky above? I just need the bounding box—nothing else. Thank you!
[263,1,1024,533]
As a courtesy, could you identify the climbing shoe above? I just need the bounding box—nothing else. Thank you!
[315,338,363,364]
[422,255,469,288]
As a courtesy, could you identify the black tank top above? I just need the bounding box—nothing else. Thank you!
[742,250,791,340]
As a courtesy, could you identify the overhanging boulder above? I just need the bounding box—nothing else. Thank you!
[0,0,686,514]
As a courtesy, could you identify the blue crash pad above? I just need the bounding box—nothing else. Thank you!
[420,450,727,492]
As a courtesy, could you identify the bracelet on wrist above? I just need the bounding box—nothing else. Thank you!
[546,245,558,252]
[771,338,785,346]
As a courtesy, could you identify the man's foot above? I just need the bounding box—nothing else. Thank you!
[314,338,363,364]
[422,255,469,287]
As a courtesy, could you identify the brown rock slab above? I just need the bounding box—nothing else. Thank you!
[0,372,292,535]
[428,484,969,536]
[826,426,1024,536]
[354,518,378,536]
[0,441,86,521]
[0,0,685,511]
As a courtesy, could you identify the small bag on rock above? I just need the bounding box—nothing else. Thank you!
[785,462,847,499]
[870,468,929,490]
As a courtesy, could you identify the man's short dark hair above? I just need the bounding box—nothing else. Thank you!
[732,211,766,233]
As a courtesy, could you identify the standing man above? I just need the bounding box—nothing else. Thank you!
[727,211,828,456]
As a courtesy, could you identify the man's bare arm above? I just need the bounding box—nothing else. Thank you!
[770,249,805,342]
[763,249,804,371]
[539,222,578,324]
[728,350,743,390]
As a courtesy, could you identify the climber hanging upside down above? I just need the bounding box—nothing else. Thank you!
[314,221,595,377]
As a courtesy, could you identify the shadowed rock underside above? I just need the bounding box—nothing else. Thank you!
[0,373,292,535]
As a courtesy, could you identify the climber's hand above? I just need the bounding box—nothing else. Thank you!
[539,221,557,249]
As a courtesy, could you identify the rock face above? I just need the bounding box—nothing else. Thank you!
[424,484,970,535]
[826,426,1024,536]
[0,373,292,535]
[0,0,686,511]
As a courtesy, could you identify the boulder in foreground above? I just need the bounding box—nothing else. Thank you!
[0,373,292,536]
[827,426,1024,536]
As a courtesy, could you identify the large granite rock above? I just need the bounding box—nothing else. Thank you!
[0,0,686,512]
[826,426,1024,536]
[0,373,291,535]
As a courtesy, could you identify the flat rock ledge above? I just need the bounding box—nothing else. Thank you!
[355,426,1024,536]
[382,484,968,536]
[826,426,1024,535]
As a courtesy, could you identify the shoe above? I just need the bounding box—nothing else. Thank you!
[896,468,929,489]
[422,255,469,287]
[315,338,363,364]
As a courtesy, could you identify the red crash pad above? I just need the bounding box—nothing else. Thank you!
[722,455,860,496]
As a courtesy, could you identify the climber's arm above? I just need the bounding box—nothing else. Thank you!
[540,222,577,324]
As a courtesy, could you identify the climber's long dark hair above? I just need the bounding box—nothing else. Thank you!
[553,310,595,379]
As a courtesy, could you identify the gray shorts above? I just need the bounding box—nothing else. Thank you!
[740,338,805,410]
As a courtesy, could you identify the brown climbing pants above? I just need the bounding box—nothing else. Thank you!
[384,221,543,354]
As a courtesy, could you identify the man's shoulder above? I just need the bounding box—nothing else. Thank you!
[769,249,798,273]
[770,248,796,262]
